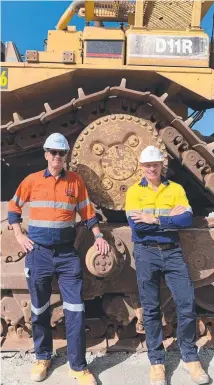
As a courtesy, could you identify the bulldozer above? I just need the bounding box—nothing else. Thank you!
[1,0,214,352]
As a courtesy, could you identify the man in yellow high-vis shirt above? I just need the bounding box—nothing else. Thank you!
[126,146,209,385]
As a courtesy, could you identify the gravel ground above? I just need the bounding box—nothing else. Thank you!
[1,348,214,385]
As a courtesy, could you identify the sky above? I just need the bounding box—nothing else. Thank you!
[1,1,214,136]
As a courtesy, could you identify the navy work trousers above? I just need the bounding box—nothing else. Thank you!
[25,243,86,371]
[134,244,198,364]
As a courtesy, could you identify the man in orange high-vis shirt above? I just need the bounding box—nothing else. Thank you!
[8,133,109,385]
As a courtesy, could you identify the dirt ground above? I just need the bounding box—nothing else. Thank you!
[1,348,214,385]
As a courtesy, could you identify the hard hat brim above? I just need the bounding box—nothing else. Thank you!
[140,159,164,163]
[44,147,69,152]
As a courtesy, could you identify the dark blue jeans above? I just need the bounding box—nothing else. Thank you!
[25,243,86,371]
[134,243,198,364]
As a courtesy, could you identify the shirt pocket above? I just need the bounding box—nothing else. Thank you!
[139,196,155,212]
[31,185,49,201]
[158,194,175,209]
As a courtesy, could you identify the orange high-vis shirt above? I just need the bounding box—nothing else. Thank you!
[8,168,98,246]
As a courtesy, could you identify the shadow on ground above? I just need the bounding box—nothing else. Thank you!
[41,345,214,385]
[165,347,214,385]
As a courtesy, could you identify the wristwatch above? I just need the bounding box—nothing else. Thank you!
[95,233,104,239]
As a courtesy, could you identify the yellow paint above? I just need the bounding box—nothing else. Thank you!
[191,0,202,29]
[85,0,95,21]
[2,62,213,101]
[1,2,214,104]
[134,0,145,28]
[0,70,8,87]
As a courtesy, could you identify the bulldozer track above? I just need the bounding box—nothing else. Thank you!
[1,287,214,352]
[1,79,214,351]
[1,78,214,203]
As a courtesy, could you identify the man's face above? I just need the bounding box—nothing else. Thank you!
[141,162,163,182]
[44,149,67,169]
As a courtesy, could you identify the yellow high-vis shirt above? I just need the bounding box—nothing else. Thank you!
[125,177,192,244]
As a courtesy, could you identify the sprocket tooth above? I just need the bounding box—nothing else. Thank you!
[13,112,23,123]
[7,112,45,133]
[44,102,52,112]
[160,93,168,102]
[41,99,75,123]
[78,88,85,98]
[120,78,127,88]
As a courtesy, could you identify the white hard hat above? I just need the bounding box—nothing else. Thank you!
[43,133,70,151]
[139,146,164,163]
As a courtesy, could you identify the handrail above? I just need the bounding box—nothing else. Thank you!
[56,0,85,30]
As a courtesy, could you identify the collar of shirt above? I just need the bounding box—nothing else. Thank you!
[43,168,66,178]
[139,176,169,187]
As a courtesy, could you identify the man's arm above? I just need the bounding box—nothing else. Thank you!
[76,176,109,255]
[158,186,193,229]
[127,214,160,232]
[11,223,34,252]
[125,187,160,233]
[8,175,34,252]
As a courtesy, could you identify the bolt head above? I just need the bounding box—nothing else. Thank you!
[92,143,104,156]
[128,135,139,147]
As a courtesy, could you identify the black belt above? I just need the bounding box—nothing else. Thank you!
[136,243,178,251]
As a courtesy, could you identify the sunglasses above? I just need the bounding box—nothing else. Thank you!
[48,150,67,157]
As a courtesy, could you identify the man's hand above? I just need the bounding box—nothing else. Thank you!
[94,238,110,256]
[169,205,186,216]
[15,233,34,253]
[131,212,158,224]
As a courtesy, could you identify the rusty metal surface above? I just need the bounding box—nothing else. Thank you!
[180,229,214,288]
[195,285,214,313]
[71,113,167,210]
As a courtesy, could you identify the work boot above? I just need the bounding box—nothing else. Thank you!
[31,359,51,381]
[69,368,97,385]
[183,361,209,384]
[150,364,166,385]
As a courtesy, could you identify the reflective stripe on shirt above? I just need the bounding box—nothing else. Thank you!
[77,197,90,210]
[30,200,76,211]
[126,207,192,218]
[12,194,24,208]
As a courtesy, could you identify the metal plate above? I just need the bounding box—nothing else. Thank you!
[86,40,123,58]
[128,35,209,60]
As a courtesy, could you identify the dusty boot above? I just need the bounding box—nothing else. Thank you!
[69,368,97,385]
[31,359,51,381]
[150,364,166,385]
[183,361,209,384]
